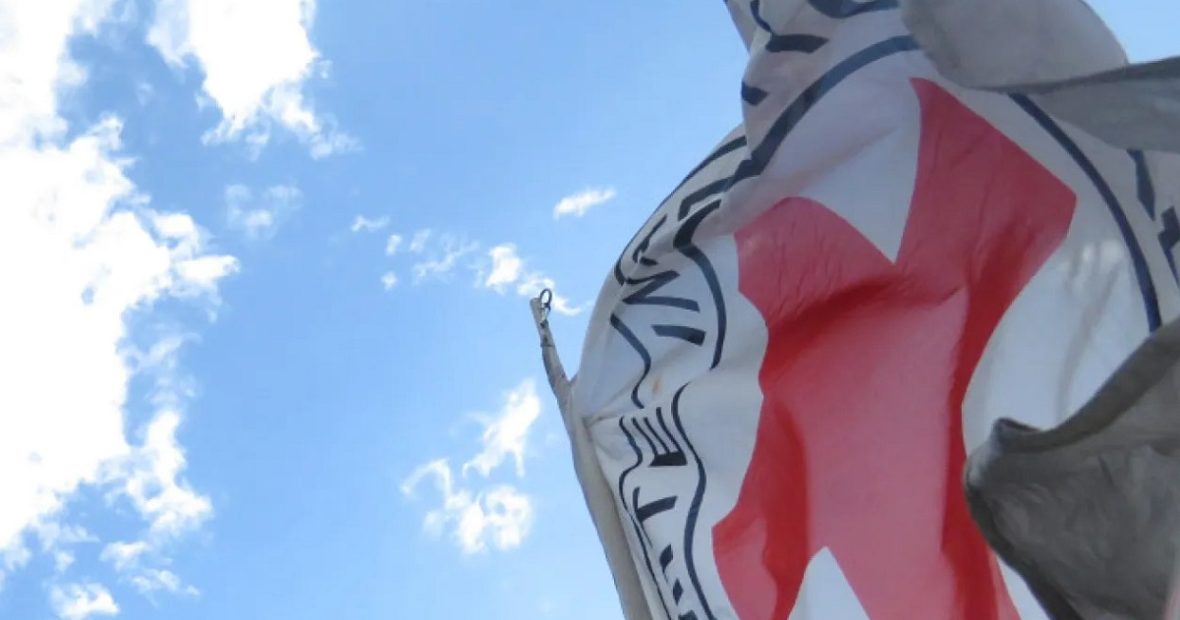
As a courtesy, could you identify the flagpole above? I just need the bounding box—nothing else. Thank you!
[529,290,653,620]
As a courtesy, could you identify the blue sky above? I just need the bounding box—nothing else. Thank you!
[1,1,1177,619]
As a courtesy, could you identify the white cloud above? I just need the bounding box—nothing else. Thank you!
[474,486,532,550]
[411,235,479,283]
[0,0,110,145]
[385,233,403,256]
[350,215,388,233]
[479,244,581,316]
[463,380,541,478]
[483,244,524,292]
[381,271,399,291]
[101,536,200,597]
[402,380,542,554]
[49,583,119,620]
[225,184,302,240]
[147,0,356,157]
[402,461,534,555]
[553,187,616,219]
[0,0,230,607]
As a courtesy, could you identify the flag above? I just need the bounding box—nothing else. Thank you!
[556,1,1180,618]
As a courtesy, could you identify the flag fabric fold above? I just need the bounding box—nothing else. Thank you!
[901,0,1180,153]
[554,2,1180,618]
[966,316,1180,619]
[1001,58,1180,154]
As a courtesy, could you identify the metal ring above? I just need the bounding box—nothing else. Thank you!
[539,288,554,311]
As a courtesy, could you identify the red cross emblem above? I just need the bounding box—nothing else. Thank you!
[713,79,1076,619]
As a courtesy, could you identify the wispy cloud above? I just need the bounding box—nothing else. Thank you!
[350,215,389,233]
[117,410,212,540]
[411,234,480,283]
[479,244,580,315]
[135,82,155,107]
[402,380,542,554]
[408,229,432,254]
[99,541,149,573]
[49,583,119,620]
[100,541,198,597]
[225,184,302,240]
[370,230,582,313]
[553,187,616,219]
[90,340,213,599]
[148,0,356,157]
[54,551,75,574]
[34,524,95,577]
[129,568,199,597]
[463,380,542,478]
[401,462,533,555]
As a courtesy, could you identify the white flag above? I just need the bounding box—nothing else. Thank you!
[561,1,1180,618]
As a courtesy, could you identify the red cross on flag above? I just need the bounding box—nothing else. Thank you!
[546,1,1180,619]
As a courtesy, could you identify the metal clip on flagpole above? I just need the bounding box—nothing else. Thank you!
[530,290,653,620]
